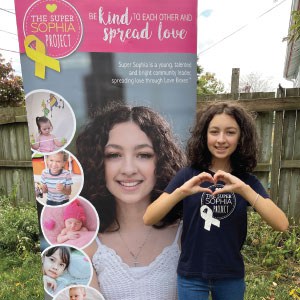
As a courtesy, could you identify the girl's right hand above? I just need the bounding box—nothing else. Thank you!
[179,172,214,196]
[43,275,57,291]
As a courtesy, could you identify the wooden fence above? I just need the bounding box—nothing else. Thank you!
[1,92,300,222]
[0,106,34,203]
[198,88,300,222]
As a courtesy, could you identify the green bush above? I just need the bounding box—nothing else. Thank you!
[243,211,300,300]
[0,193,40,254]
[0,191,43,300]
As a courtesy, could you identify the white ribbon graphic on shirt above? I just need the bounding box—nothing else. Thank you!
[200,205,220,231]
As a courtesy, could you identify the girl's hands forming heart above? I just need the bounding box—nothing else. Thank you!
[212,170,247,196]
[180,172,214,197]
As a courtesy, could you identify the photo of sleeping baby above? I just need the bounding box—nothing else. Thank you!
[26,89,76,154]
[53,285,105,300]
[41,197,99,249]
[32,150,84,206]
[42,246,92,297]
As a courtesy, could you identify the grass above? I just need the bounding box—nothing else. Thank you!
[243,212,300,300]
[0,250,44,300]
[0,190,299,300]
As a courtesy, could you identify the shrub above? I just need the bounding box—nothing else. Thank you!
[243,211,300,300]
[0,193,40,254]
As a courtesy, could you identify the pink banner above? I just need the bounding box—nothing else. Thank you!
[16,0,197,56]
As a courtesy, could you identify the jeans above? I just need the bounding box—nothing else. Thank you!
[177,274,245,300]
[46,199,69,206]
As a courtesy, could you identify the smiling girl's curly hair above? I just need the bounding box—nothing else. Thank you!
[76,102,186,232]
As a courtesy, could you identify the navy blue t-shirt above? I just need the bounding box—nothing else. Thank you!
[165,167,269,279]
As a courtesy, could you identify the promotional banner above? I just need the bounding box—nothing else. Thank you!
[14,0,197,299]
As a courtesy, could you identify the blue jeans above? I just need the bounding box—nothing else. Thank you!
[46,199,69,206]
[177,274,245,300]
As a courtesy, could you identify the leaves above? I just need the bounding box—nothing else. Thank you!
[283,10,300,43]
[197,60,224,95]
[0,53,24,107]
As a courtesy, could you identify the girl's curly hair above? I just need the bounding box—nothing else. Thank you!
[187,101,258,174]
[76,102,186,232]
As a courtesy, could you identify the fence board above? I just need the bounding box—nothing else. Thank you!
[0,107,34,203]
[294,111,300,160]
[270,111,283,204]
[289,170,300,220]
[255,112,273,191]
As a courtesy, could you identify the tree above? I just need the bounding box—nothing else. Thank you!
[239,72,273,93]
[197,64,224,95]
[0,53,24,107]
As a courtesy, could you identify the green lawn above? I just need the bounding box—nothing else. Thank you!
[0,251,44,300]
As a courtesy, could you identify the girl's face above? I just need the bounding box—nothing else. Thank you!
[43,249,67,279]
[207,113,240,163]
[65,218,83,232]
[40,121,52,136]
[47,153,65,175]
[104,121,157,206]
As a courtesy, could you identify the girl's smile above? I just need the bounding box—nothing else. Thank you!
[104,121,157,205]
[207,113,240,164]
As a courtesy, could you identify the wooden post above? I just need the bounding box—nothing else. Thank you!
[231,68,240,100]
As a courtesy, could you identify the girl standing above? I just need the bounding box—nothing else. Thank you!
[41,151,73,206]
[143,102,288,300]
[76,102,186,300]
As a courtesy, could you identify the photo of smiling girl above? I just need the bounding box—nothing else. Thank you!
[42,246,70,295]
[42,245,92,297]
[76,102,186,300]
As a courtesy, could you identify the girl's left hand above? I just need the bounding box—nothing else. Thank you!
[213,170,247,196]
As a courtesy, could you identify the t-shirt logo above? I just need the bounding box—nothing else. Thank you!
[200,184,236,231]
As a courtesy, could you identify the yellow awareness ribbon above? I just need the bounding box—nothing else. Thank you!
[24,35,60,79]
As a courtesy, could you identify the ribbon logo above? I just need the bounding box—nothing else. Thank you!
[200,205,220,231]
[24,35,60,79]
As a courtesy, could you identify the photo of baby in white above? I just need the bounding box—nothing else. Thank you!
[53,285,105,300]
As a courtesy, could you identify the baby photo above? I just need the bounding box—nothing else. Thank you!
[26,89,76,154]
[32,150,84,206]
[41,197,99,249]
[42,246,92,297]
[53,285,105,300]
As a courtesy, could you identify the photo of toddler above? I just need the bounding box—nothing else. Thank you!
[32,150,84,206]
[26,89,76,154]
[41,151,73,206]
[31,116,66,153]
